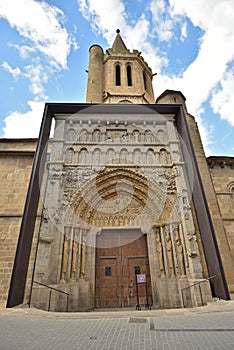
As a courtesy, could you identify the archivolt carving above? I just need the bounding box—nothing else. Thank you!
[227,181,234,193]
[67,167,177,229]
[59,163,179,229]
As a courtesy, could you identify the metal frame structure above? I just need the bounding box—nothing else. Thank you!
[7,103,230,308]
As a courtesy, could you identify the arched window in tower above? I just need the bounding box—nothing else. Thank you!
[116,65,121,86]
[127,65,132,86]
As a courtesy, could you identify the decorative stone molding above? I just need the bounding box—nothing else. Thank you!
[39,237,54,244]
[207,156,234,169]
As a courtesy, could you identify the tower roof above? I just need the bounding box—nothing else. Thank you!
[111,29,128,54]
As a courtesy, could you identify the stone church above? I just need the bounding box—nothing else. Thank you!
[0,31,233,311]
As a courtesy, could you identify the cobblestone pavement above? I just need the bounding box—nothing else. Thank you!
[0,301,234,350]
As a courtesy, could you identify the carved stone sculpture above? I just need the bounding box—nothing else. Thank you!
[61,234,69,282]
[175,227,186,276]
[166,232,175,277]
[156,233,165,277]
[70,239,79,280]
[80,237,86,279]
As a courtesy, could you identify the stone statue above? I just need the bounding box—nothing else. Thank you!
[70,240,79,280]
[61,234,69,282]
[175,228,186,276]
[66,148,73,163]
[80,238,86,279]
[166,232,175,277]
[160,149,168,165]
[156,234,165,277]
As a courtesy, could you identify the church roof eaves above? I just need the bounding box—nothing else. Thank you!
[156,90,186,103]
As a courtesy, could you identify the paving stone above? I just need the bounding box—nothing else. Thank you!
[0,302,234,349]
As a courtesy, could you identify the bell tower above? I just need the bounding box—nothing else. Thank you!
[86,30,155,104]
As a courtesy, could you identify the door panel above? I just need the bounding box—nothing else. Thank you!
[95,229,151,308]
[96,257,119,308]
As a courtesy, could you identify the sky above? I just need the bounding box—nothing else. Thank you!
[0,0,234,156]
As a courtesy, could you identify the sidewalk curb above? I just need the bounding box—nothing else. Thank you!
[1,300,234,319]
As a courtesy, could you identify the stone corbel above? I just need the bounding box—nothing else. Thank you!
[39,236,54,244]
[188,250,197,258]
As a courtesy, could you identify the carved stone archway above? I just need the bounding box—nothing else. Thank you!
[69,167,177,230]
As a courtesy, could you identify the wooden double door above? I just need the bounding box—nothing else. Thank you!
[95,229,151,308]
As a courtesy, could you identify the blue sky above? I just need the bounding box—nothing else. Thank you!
[0,0,233,156]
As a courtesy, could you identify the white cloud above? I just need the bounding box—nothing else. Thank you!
[1,61,21,79]
[165,0,234,117]
[149,0,174,42]
[180,21,187,41]
[0,0,79,143]
[0,0,78,103]
[169,0,234,32]
[3,100,45,138]
[24,63,49,97]
[8,43,37,59]
[210,68,234,126]
[196,112,214,155]
[0,0,74,69]
[18,45,37,59]
[78,0,128,43]
[154,0,234,153]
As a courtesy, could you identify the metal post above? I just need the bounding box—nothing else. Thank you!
[66,294,69,312]
[181,290,185,308]
[28,208,44,308]
[135,275,140,310]
[145,275,149,309]
[199,283,204,306]
[48,289,52,311]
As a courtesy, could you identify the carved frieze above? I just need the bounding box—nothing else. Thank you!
[48,165,63,181]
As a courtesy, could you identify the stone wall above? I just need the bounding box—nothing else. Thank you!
[186,117,234,297]
[207,157,234,297]
[156,90,234,299]
[0,139,37,305]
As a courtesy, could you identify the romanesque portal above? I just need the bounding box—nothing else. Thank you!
[30,107,212,311]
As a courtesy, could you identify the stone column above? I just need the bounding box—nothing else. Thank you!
[60,232,70,282]
[86,45,104,103]
[80,231,87,279]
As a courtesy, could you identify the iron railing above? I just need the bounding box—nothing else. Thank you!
[180,275,216,308]
[30,281,69,312]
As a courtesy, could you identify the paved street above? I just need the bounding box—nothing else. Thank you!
[0,301,233,350]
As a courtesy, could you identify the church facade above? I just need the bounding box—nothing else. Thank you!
[1,32,233,311]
